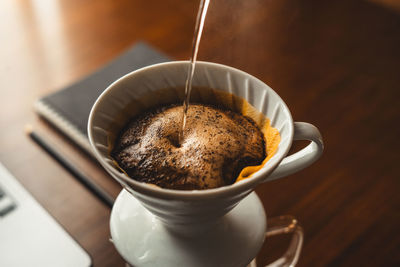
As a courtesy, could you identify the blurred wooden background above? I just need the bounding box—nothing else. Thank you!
[1,0,399,266]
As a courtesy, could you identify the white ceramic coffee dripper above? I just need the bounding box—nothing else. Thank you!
[88,61,323,267]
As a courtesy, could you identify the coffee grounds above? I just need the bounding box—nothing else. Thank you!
[111,104,265,190]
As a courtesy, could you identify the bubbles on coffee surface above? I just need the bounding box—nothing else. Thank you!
[111,103,266,190]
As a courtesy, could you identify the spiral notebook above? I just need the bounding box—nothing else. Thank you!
[34,42,170,156]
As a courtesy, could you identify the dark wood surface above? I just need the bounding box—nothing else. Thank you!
[1,0,399,266]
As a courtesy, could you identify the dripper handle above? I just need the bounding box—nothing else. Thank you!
[249,215,304,267]
[264,122,324,182]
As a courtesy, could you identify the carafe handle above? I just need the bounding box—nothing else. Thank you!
[249,215,304,267]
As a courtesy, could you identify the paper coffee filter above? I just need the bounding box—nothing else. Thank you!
[237,100,280,182]
[186,88,281,182]
[104,85,280,184]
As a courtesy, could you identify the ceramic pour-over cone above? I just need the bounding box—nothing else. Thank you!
[88,61,323,266]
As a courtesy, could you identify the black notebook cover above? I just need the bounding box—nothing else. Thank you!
[34,42,171,156]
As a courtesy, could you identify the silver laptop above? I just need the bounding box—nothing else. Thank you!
[0,162,91,267]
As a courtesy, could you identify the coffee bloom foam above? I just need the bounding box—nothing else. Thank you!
[107,87,280,187]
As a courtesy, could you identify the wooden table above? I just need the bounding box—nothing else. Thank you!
[1,0,399,266]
